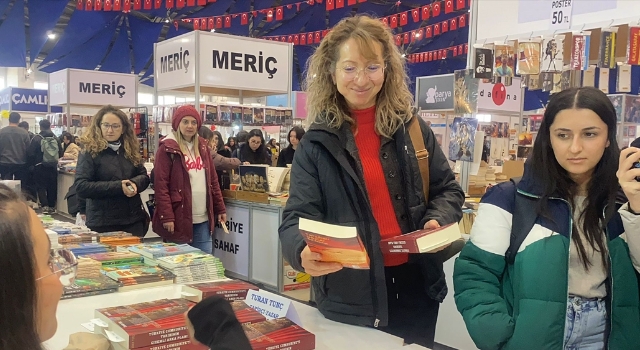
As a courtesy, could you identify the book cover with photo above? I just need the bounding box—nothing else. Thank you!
[232,106,243,124]
[264,109,276,125]
[449,117,478,162]
[493,44,515,78]
[453,69,478,115]
[242,107,254,125]
[474,47,494,79]
[542,36,564,72]
[239,165,269,193]
[204,105,218,124]
[253,108,265,124]
[517,41,542,75]
[298,218,369,269]
[219,105,232,123]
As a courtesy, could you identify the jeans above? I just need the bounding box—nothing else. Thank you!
[34,165,57,208]
[564,296,607,349]
[190,221,212,254]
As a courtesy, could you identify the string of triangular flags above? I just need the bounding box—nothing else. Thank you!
[407,44,469,63]
[254,13,467,46]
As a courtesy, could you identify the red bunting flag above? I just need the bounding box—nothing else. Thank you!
[425,26,432,38]
[432,2,441,16]
[197,0,206,4]
[459,14,466,27]
[395,35,402,46]
[348,0,356,5]
[453,47,458,56]
[390,15,398,28]
[429,52,433,61]
[422,5,430,20]
[187,0,195,5]
[400,12,408,26]
[216,17,222,28]
[86,0,93,10]
[434,23,440,35]
[280,36,285,42]
[123,0,131,11]
[301,34,307,45]
[163,0,171,8]
[412,9,420,22]
[308,33,313,44]
[77,0,84,10]
[199,18,205,29]
[464,44,468,54]
[450,18,457,30]
[336,0,344,8]
[224,16,230,27]
[144,0,152,9]
[457,0,465,10]
[326,0,334,10]
[445,0,453,14]
[382,17,389,27]
[438,50,442,60]
[294,35,299,45]
[241,13,248,25]
[403,33,409,44]
[134,0,141,10]
[315,32,321,43]
[276,6,284,20]
[411,31,417,42]
[154,0,161,8]
[94,0,102,10]
[176,0,184,8]
[421,53,425,62]
[442,20,448,33]
[266,9,273,22]
[193,19,200,30]
[208,18,214,29]
[322,29,329,37]
[104,0,112,10]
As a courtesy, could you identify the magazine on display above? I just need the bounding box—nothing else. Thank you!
[449,117,479,162]
[298,218,370,269]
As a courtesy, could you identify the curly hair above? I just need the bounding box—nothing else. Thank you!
[303,15,414,138]
[80,105,142,165]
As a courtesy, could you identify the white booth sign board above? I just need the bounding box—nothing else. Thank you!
[49,70,68,106]
[213,204,250,278]
[477,77,522,113]
[154,32,197,91]
[49,69,137,107]
[199,33,290,94]
[476,0,631,43]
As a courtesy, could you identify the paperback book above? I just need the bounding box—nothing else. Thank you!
[62,275,121,300]
[239,165,269,193]
[379,222,462,254]
[128,243,200,259]
[599,30,617,69]
[298,218,369,269]
[181,279,259,302]
[242,318,315,350]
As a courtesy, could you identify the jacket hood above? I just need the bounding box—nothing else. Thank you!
[39,130,55,138]
[515,159,545,197]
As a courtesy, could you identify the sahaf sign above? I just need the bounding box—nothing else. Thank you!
[0,88,62,113]
[199,32,291,94]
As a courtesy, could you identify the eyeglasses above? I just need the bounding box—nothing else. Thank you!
[101,123,122,131]
[249,140,262,145]
[338,64,385,81]
[36,249,78,286]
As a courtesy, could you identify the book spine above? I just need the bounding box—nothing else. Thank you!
[125,339,208,350]
[130,327,191,349]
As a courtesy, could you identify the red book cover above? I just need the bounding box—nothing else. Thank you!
[183,280,259,301]
[231,301,267,325]
[242,319,315,350]
[570,35,586,70]
[628,26,640,65]
[379,222,461,254]
[298,218,369,269]
[115,339,208,350]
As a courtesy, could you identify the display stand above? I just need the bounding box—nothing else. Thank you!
[48,68,138,216]
[153,31,294,291]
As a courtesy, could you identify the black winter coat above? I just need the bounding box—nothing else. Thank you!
[74,147,150,229]
[279,114,464,328]
[276,146,295,167]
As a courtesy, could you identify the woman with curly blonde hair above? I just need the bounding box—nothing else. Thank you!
[74,105,150,237]
[278,15,464,347]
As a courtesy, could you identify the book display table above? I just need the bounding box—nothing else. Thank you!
[44,284,430,350]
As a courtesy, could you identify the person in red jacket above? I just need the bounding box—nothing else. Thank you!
[152,105,226,253]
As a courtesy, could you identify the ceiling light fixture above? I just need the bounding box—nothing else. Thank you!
[26,68,33,74]
[47,33,56,40]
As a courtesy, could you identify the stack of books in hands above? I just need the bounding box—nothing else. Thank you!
[156,252,225,284]
[95,299,207,350]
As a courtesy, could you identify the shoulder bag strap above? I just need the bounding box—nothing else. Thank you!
[408,116,430,202]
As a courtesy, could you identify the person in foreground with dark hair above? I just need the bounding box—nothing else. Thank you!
[18,121,35,139]
[231,130,250,159]
[454,87,640,349]
[0,183,78,350]
[185,295,252,350]
[277,126,305,167]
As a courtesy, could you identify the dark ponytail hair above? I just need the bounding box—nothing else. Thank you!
[530,87,619,269]
[0,184,41,349]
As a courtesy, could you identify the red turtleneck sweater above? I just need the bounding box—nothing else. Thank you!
[352,106,408,266]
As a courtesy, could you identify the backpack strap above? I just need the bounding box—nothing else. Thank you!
[408,117,430,202]
[505,177,538,264]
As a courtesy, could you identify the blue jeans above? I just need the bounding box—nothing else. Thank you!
[564,296,607,349]
[189,221,212,254]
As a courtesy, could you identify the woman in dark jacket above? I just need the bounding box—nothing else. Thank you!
[237,129,271,165]
[199,127,241,190]
[152,106,226,253]
[277,126,305,167]
[74,105,150,237]
[226,137,237,154]
[278,15,464,348]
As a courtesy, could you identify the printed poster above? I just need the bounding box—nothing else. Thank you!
[449,117,479,162]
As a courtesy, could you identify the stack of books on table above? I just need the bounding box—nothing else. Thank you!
[64,242,110,256]
[63,257,121,299]
[242,318,315,350]
[83,252,144,267]
[128,243,201,265]
[46,229,60,250]
[95,299,207,350]
[156,252,225,284]
[181,279,259,302]
[58,232,100,245]
[102,264,175,291]
[99,233,142,248]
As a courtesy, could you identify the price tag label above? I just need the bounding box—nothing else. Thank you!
[549,0,573,30]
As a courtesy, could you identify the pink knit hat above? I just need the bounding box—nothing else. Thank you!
[172,105,202,131]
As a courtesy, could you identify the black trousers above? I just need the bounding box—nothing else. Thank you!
[0,163,28,181]
[34,165,58,208]
[90,220,148,238]
[380,262,440,348]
